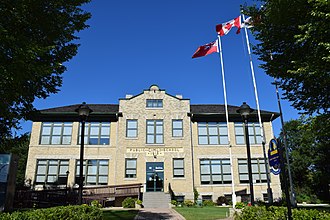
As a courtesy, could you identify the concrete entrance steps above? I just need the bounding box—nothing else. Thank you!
[142,192,171,208]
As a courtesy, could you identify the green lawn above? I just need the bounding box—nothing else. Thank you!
[102,209,139,220]
[175,206,230,220]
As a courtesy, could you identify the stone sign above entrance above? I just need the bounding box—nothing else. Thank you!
[126,147,184,157]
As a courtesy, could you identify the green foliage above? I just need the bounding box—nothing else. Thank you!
[0,134,29,188]
[0,205,102,220]
[235,206,330,220]
[171,200,178,206]
[202,200,215,207]
[193,187,199,203]
[235,202,246,209]
[0,0,91,140]
[183,200,194,207]
[135,199,142,205]
[281,115,330,202]
[243,0,330,115]
[91,200,102,208]
[122,197,136,208]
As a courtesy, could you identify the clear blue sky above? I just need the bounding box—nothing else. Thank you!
[20,0,299,136]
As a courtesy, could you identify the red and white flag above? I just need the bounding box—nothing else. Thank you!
[216,16,241,36]
[192,40,218,58]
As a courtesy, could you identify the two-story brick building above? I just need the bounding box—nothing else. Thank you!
[25,85,281,205]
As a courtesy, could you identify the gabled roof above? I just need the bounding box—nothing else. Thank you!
[28,104,120,122]
[190,104,279,122]
[40,104,119,113]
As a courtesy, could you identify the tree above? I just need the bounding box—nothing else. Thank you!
[0,0,91,141]
[244,0,329,115]
[281,116,330,202]
[0,134,30,188]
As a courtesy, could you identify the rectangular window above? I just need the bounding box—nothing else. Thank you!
[172,120,183,137]
[146,99,163,108]
[238,158,268,184]
[126,120,138,138]
[40,122,72,145]
[202,195,213,201]
[76,159,109,185]
[200,159,231,185]
[79,122,110,145]
[35,159,69,185]
[234,123,262,145]
[125,159,137,178]
[198,122,228,145]
[146,120,163,144]
[173,158,184,178]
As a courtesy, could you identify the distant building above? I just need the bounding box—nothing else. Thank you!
[26,85,281,204]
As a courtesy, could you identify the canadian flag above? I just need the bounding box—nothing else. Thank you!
[192,40,218,58]
[216,16,241,36]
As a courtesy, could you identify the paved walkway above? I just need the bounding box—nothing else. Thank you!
[134,208,185,220]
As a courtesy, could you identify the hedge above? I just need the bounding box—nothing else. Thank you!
[235,206,330,220]
[0,205,102,220]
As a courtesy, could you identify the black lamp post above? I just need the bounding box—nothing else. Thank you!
[237,102,255,206]
[75,102,92,205]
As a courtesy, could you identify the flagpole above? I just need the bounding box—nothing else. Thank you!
[242,14,273,204]
[217,34,236,208]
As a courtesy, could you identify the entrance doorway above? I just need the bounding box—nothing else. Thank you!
[146,162,164,192]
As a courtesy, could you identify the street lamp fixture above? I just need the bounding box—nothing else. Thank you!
[237,102,255,206]
[75,102,92,205]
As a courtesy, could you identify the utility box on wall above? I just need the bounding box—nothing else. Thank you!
[0,154,18,212]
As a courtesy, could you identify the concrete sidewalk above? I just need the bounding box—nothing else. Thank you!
[134,208,185,220]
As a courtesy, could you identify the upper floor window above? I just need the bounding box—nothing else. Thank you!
[79,122,110,145]
[126,120,138,138]
[146,120,163,144]
[125,158,137,178]
[234,123,262,145]
[198,122,228,145]
[200,159,232,185]
[35,159,69,185]
[172,119,183,137]
[238,158,268,183]
[40,122,72,145]
[173,158,184,178]
[146,99,163,108]
[76,159,109,185]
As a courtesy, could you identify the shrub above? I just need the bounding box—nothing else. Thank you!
[193,187,199,203]
[202,200,215,206]
[122,197,136,208]
[91,200,102,208]
[171,200,177,206]
[235,206,330,220]
[135,199,143,205]
[183,200,194,207]
[217,196,228,205]
[0,205,102,220]
[235,202,246,209]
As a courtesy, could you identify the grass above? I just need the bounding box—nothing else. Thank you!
[102,209,139,220]
[175,206,230,220]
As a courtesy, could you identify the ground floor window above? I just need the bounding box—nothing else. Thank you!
[173,158,184,178]
[35,159,69,185]
[125,159,137,178]
[238,158,268,183]
[200,159,232,185]
[202,195,213,201]
[76,159,109,185]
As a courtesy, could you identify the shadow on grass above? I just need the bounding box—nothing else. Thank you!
[102,210,139,220]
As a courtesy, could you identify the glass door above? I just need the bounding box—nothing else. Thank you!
[146,162,164,192]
